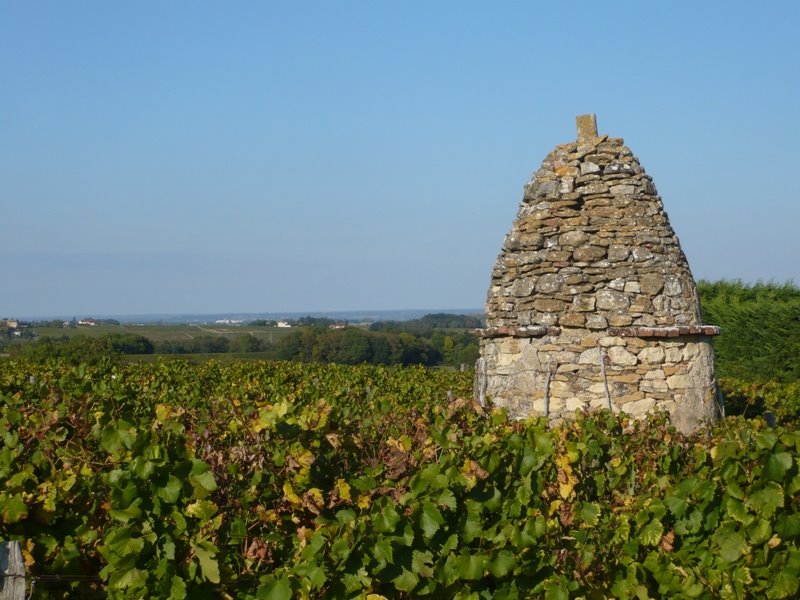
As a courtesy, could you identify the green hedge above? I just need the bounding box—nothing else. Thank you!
[698,280,800,383]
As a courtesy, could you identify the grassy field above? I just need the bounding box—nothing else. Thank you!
[30,324,297,345]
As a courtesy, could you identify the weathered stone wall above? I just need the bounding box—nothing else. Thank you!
[478,330,718,433]
[477,115,720,433]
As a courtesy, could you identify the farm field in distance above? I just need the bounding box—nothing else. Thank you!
[28,323,296,346]
[3,313,484,368]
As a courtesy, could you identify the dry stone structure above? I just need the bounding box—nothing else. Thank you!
[475,115,721,434]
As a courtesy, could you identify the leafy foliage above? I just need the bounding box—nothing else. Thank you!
[720,378,800,421]
[1,359,798,598]
[698,280,800,382]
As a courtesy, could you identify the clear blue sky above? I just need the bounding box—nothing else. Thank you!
[2,1,798,318]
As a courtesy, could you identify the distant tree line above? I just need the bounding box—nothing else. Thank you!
[291,316,342,327]
[368,312,483,334]
[275,313,482,367]
[275,328,441,366]
[154,335,267,355]
[1,314,483,368]
[248,316,346,327]
[1,333,274,364]
[2,334,155,364]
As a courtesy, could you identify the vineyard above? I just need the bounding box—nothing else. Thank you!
[1,359,799,598]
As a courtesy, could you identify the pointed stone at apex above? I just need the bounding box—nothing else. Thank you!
[576,114,597,141]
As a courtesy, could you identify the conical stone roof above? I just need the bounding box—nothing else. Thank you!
[485,115,710,334]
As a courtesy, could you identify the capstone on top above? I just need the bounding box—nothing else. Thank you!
[576,113,598,141]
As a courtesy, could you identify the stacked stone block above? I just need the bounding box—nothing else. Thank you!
[477,115,720,433]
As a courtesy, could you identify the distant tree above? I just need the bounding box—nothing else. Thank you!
[370,335,393,365]
[196,336,230,353]
[333,329,372,364]
[237,334,263,353]
[249,319,277,327]
[104,333,154,355]
[395,333,440,366]
[276,329,319,361]
[442,335,455,362]
[275,327,441,366]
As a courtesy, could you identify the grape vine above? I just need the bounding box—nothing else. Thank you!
[1,359,798,598]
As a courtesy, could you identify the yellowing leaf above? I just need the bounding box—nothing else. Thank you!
[185,500,218,521]
[640,519,664,547]
[336,479,352,502]
[252,401,289,433]
[295,449,315,469]
[313,401,332,429]
[60,471,77,492]
[558,479,575,499]
[554,454,578,498]
[155,404,172,422]
[283,482,302,506]
[386,435,412,452]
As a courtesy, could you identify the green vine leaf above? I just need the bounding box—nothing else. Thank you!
[488,550,516,578]
[0,493,28,523]
[639,519,664,547]
[169,575,187,599]
[192,540,220,584]
[393,567,419,592]
[259,574,293,600]
[420,501,445,539]
[747,482,784,518]
[766,452,793,481]
[372,503,400,533]
[188,460,217,499]
[714,525,749,563]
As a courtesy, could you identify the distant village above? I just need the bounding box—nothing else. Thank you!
[1,319,21,336]
[2,317,96,339]
[1,317,109,333]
